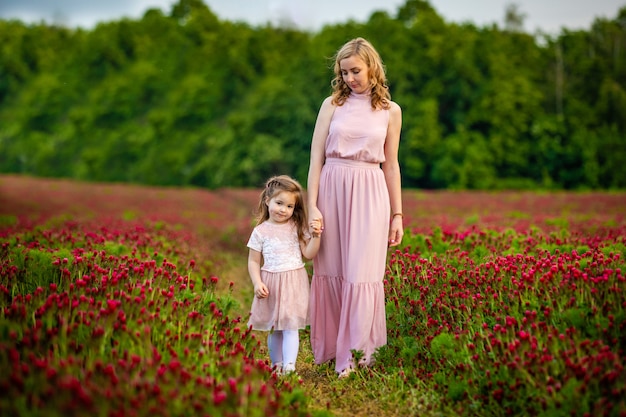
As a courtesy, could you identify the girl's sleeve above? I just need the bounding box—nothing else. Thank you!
[247,228,263,252]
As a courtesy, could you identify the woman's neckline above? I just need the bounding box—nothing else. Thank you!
[350,91,370,100]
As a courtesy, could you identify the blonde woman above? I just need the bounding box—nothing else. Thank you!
[307,38,403,378]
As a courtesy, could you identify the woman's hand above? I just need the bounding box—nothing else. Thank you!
[388,216,404,247]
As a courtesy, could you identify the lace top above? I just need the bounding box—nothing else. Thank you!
[247,221,308,273]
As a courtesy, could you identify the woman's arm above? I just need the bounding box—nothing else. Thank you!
[381,101,403,247]
[248,249,268,298]
[307,97,335,227]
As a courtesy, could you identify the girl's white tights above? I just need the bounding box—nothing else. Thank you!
[268,330,299,373]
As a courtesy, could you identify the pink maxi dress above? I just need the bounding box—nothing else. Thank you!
[310,91,390,373]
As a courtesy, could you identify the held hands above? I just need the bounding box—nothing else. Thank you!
[309,217,324,238]
[302,216,323,260]
[309,206,324,233]
[254,282,269,299]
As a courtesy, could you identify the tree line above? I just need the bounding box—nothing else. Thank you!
[0,0,624,190]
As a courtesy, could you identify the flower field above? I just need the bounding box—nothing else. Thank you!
[1,174,625,416]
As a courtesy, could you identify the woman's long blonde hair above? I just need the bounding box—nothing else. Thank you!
[330,37,391,110]
[254,175,308,242]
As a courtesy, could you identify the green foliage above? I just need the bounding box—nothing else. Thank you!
[430,332,467,365]
[0,222,296,416]
[0,215,17,228]
[2,247,67,295]
[103,241,129,256]
[560,308,587,330]
[384,227,626,416]
[601,241,626,259]
[0,1,625,189]
[401,227,451,257]
[470,245,490,261]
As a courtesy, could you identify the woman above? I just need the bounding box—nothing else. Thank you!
[307,37,403,378]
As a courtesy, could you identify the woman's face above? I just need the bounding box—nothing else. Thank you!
[339,55,370,94]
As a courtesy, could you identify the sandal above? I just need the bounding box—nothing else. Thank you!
[337,367,355,379]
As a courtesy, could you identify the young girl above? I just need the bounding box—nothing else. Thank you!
[247,175,322,375]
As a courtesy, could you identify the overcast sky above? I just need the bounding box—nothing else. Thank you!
[0,0,623,34]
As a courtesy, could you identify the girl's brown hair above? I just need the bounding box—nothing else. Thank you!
[330,37,391,110]
[254,175,308,242]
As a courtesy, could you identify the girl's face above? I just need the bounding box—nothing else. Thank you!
[340,55,370,94]
[266,191,297,224]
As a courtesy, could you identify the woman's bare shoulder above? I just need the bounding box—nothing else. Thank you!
[388,100,402,113]
[318,96,337,116]
[321,96,335,108]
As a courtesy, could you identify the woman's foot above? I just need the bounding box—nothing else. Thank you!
[337,367,355,379]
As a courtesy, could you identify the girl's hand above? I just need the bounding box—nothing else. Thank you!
[388,216,404,247]
[254,283,269,298]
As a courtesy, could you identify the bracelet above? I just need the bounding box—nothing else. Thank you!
[392,212,403,218]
